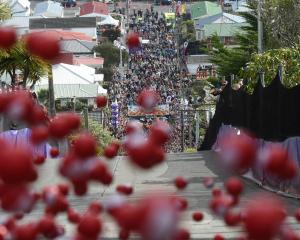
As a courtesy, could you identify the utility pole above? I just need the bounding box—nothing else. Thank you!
[126,0,129,33]
[257,0,263,53]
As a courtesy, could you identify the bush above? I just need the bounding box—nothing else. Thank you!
[88,119,115,155]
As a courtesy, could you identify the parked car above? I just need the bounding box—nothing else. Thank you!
[161,0,172,5]
[154,0,172,5]
[61,0,76,7]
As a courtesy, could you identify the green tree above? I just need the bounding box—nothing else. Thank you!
[0,41,49,87]
[261,0,300,47]
[181,20,196,42]
[94,42,127,67]
[241,47,300,92]
[208,2,280,78]
[0,1,11,21]
[102,28,121,42]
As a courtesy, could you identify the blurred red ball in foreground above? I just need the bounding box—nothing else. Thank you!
[243,194,286,240]
[30,125,49,144]
[137,89,159,112]
[295,209,300,222]
[192,211,204,222]
[104,142,119,159]
[96,95,107,108]
[175,228,190,240]
[214,234,225,240]
[50,147,59,158]
[225,177,243,196]
[116,184,133,195]
[0,27,17,49]
[77,213,102,238]
[149,120,171,145]
[126,32,140,49]
[218,130,257,173]
[261,144,298,180]
[224,210,241,226]
[73,133,97,158]
[26,31,60,61]
[175,176,188,190]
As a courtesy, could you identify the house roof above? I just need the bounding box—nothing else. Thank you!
[30,29,93,41]
[35,84,100,98]
[9,0,30,8]
[61,40,96,54]
[203,23,249,37]
[29,17,98,29]
[33,1,63,17]
[2,16,30,28]
[79,1,109,16]
[73,56,104,66]
[190,1,222,20]
[195,12,246,29]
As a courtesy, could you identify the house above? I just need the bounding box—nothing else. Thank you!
[29,17,100,39]
[79,1,109,18]
[222,0,250,13]
[34,63,106,107]
[194,12,248,45]
[33,1,64,18]
[5,0,30,17]
[1,16,30,35]
[190,1,222,20]
[186,55,216,79]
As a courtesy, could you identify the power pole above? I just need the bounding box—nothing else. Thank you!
[48,66,56,117]
[257,0,263,53]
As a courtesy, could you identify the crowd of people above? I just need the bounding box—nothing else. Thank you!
[108,8,193,152]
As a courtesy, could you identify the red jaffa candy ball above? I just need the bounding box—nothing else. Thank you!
[119,229,130,240]
[224,210,241,226]
[104,143,119,159]
[192,211,204,222]
[212,188,222,197]
[30,125,49,144]
[0,27,17,49]
[174,228,190,240]
[243,195,286,240]
[77,213,102,238]
[149,120,171,145]
[38,215,56,235]
[96,95,107,108]
[50,147,59,158]
[126,32,140,49]
[116,184,133,196]
[88,201,103,214]
[295,209,300,222]
[218,130,257,172]
[13,223,39,240]
[175,176,188,190]
[137,89,159,112]
[67,208,81,223]
[33,155,46,165]
[225,177,244,196]
[25,31,60,61]
[214,234,225,240]
[72,133,97,159]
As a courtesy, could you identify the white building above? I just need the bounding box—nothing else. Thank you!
[5,0,30,17]
[35,63,106,105]
[33,1,64,18]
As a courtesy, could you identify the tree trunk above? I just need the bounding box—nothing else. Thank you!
[48,66,56,117]
[22,67,29,88]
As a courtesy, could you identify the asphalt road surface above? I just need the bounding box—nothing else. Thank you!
[6,151,300,239]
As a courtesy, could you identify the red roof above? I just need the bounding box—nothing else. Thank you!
[52,52,74,65]
[29,30,93,41]
[73,56,104,66]
[79,1,109,16]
